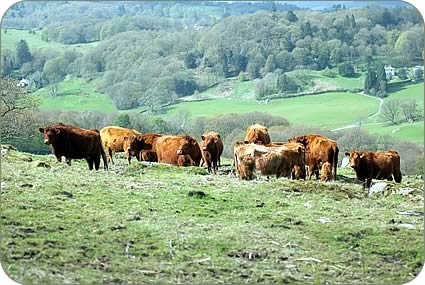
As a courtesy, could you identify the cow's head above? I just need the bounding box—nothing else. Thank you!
[345,151,364,168]
[177,137,198,155]
[201,133,220,152]
[39,127,60,145]
[125,135,145,157]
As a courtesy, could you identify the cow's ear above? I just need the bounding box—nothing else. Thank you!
[201,135,205,141]
[217,134,221,139]
[360,154,365,158]
[38,128,44,133]
[345,152,350,156]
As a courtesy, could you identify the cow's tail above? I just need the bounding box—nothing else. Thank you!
[333,146,339,180]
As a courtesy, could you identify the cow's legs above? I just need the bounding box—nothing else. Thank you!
[94,156,101,170]
[65,158,72,166]
[124,150,132,164]
[86,158,94,170]
[106,148,114,165]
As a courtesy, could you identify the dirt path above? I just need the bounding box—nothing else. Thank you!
[331,93,384,132]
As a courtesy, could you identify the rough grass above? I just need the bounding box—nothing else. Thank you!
[1,29,98,53]
[1,146,423,284]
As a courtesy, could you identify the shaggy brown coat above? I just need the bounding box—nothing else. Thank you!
[244,123,271,144]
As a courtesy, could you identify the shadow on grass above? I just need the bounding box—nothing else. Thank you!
[387,81,420,93]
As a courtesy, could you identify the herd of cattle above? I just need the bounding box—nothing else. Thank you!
[38,122,402,190]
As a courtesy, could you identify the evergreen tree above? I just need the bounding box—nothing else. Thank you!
[262,54,277,74]
[287,11,298,22]
[15,39,32,68]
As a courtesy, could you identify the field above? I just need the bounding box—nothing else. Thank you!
[36,78,117,113]
[165,92,379,129]
[1,146,423,284]
[360,82,424,144]
[1,29,98,53]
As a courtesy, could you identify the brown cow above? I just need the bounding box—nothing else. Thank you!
[266,142,306,180]
[177,155,197,166]
[233,142,303,180]
[39,123,108,170]
[244,124,271,144]
[200,131,223,173]
[128,133,163,162]
[155,135,202,166]
[345,150,402,192]
[320,162,333,181]
[288,134,339,180]
[100,126,143,164]
[139,150,158,162]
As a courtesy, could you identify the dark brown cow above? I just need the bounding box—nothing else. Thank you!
[233,142,303,180]
[155,135,202,166]
[39,123,108,170]
[100,126,143,164]
[288,134,339,180]
[345,150,402,191]
[200,131,223,173]
[244,124,271,144]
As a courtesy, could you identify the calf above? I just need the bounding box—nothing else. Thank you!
[320,162,333,181]
[200,131,223,173]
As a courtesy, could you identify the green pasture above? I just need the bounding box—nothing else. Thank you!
[0,146,423,284]
[165,92,379,129]
[386,82,424,108]
[362,121,424,145]
[287,69,366,91]
[36,78,116,113]
[1,29,98,53]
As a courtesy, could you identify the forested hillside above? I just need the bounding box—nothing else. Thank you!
[1,1,423,168]
[2,1,423,110]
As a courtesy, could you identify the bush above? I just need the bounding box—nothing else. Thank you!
[338,63,356,77]
[322,67,337,78]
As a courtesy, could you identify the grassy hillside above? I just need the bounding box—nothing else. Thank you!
[386,82,424,109]
[360,82,424,144]
[1,29,98,53]
[363,121,424,145]
[36,78,117,113]
[1,146,423,284]
[165,92,379,129]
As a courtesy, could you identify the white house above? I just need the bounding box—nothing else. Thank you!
[17,78,30,87]
[384,65,395,79]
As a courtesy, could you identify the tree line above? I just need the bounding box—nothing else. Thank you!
[2,3,423,111]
